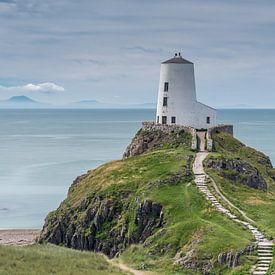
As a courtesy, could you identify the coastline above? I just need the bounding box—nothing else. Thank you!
[0,229,40,246]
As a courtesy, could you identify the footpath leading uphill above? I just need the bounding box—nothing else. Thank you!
[193,133,274,275]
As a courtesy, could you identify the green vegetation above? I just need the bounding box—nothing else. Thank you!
[0,244,126,275]
[206,132,275,237]
[41,138,254,274]
[121,181,253,274]
[5,130,274,274]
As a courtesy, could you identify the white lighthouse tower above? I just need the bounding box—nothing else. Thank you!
[156,53,216,129]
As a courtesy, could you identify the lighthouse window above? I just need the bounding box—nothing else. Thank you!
[157,116,159,123]
[162,116,167,125]
[163,97,168,106]
[206,116,210,124]
[171,116,176,124]
[164,82,169,91]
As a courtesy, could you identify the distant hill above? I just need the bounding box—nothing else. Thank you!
[0,96,155,109]
[0,96,51,109]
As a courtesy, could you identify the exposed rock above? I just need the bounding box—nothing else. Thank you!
[205,157,267,190]
[174,230,212,274]
[39,198,163,258]
[123,122,193,158]
[217,245,255,268]
[132,200,163,243]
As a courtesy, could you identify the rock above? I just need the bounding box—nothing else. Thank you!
[217,245,255,268]
[39,197,163,258]
[133,200,163,243]
[123,122,194,158]
[205,157,267,190]
[174,230,212,273]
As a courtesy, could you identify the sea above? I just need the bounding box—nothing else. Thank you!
[0,109,274,229]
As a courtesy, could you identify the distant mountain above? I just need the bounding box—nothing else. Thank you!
[0,96,155,109]
[0,96,51,109]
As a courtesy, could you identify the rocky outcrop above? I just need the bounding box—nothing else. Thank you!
[39,198,163,258]
[123,122,194,158]
[205,157,267,190]
[174,230,212,275]
[217,245,255,268]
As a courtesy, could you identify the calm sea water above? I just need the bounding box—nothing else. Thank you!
[0,109,274,228]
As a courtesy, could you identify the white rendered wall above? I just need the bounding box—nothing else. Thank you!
[156,62,217,129]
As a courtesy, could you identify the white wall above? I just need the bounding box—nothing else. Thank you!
[156,61,217,129]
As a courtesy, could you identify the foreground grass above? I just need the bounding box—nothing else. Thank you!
[0,244,126,275]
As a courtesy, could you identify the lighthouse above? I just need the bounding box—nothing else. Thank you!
[156,53,216,129]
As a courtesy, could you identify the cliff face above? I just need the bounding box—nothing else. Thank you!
[40,197,163,258]
[205,157,267,190]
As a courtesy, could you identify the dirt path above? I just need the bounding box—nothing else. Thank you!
[108,259,155,275]
[196,131,206,152]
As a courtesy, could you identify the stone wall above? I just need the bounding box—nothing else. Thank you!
[141,122,197,150]
[206,124,234,152]
[123,122,197,158]
[208,124,234,137]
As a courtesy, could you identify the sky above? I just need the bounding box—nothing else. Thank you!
[0,0,275,107]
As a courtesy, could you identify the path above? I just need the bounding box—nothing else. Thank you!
[193,151,274,275]
[196,131,206,152]
[108,259,155,275]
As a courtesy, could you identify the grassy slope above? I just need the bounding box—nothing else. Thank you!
[50,144,253,274]
[206,132,275,238]
[0,244,126,275]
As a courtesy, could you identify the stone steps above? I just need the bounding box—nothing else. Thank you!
[193,154,274,275]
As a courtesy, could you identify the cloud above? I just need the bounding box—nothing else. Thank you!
[0,82,65,93]
[23,82,65,92]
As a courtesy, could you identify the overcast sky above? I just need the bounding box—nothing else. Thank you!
[0,0,275,107]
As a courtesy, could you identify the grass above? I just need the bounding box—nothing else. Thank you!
[0,244,126,275]
[40,133,268,274]
[206,132,275,237]
[121,182,252,274]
